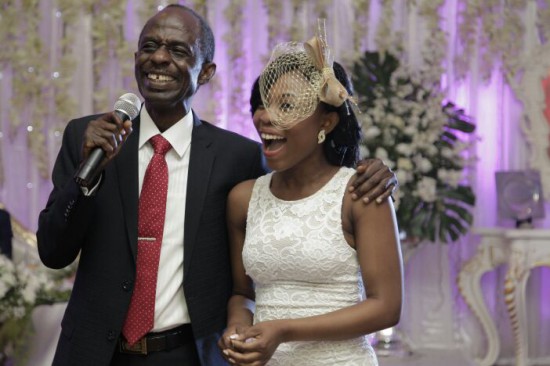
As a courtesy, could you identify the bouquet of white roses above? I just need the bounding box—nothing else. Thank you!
[0,254,71,359]
[353,51,476,243]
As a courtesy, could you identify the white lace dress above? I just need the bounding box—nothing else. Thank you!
[243,167,378,366]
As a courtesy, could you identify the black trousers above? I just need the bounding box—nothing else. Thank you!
[110,340,201,366]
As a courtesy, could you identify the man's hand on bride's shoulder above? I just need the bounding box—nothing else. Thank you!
[350,158,398,204]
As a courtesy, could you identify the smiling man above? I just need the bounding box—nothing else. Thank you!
[37,4,397,366]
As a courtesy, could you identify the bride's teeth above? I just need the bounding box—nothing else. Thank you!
[261,133,284,140]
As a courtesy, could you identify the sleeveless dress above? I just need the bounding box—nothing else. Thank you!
[243,167,378,366]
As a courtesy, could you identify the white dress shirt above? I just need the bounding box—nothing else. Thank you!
[138,107,192,331]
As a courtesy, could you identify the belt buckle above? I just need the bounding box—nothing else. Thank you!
[120,337,147,355]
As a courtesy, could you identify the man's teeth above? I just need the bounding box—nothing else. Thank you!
[261,133,284,141]
[148,73,174,81]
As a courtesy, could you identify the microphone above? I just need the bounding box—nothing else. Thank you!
[74,93,142,187]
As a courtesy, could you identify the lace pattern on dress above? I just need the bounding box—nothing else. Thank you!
[243,167,378,365]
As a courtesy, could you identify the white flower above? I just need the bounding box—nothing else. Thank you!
[403,126,417,136]
[375,147,389,161]
[414,155,433,173]
[388,114,405,129]
[396,169,413,184]
[438,169,463,188]
[364,126,381,140]
[359,145,369,158]
[397,83,414,98]
[2,271,16,287]
[441,147,454,159]
[416,176,438,202]
[397,158,414,171]
[396,143,414,156]
[424,144,438,156]
[12,306,26,319]
[21,284,37,304]
[0,282,9,298]
[393,190,403,210]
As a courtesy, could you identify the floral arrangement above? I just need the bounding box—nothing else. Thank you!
[353,51,476,244]
[0,254,72,360]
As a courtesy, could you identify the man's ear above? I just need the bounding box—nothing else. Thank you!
[322,111,340,134]
[198,62,217,85]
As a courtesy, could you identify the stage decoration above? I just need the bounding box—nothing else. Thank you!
[261,0,331,54]
[506,43,550,200]
[455,0,527,81]
[417,0,447,84]
[90,0,135,111]
[313,0,332,18]
[189,0,209,16]
[0,254,72,364]
[138,0,160,25]
[262,0,286,52]
[0,0,50,179]
[289,0,307,42]
[374,0,397,56]
[223,0,250,135]
[52,0,81,132]
[354,51,477,244]
[352,0,371,60]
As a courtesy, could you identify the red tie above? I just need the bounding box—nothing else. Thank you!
[122,134,171,345]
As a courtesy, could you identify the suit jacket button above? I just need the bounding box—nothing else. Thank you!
[107,330,116,341]
[122,281,132,292]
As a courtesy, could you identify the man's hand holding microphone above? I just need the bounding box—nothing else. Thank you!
[74,93,142,187]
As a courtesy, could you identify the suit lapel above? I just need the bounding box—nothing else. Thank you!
[184,113,215,277]
[115,115,140,261]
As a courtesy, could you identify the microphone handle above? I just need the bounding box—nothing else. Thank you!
[74,148,105,187]
[74,110,130,187]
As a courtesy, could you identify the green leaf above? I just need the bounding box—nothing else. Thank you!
[441,131,458,142]
[440,215,468,242]
[444,203,474,224]
[447,119,476,133]
[440,186,476,205]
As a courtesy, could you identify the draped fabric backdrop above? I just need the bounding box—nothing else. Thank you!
[1,0,549,363]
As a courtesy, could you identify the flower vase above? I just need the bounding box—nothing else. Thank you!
[372,237,422,357]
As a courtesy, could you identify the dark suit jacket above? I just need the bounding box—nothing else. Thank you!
[37,112,267,366]
[0,208,13,259]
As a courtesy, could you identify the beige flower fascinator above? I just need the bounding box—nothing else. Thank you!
[259,19,353,129]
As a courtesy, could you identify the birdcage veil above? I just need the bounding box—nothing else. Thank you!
[259,19,351,130]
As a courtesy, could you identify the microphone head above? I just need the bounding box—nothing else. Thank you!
[114,93,142,120]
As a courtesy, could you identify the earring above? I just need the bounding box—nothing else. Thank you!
[317,129,326,144]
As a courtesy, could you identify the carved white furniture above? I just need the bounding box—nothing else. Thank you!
[458,228,550,366]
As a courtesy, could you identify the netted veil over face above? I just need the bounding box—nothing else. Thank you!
[259,19,352,130]
[259,42,323,130]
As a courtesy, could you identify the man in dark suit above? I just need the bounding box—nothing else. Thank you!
[0,208,12,259]
[37,4,396,366]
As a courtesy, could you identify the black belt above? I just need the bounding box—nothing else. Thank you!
[118,324,194,355]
